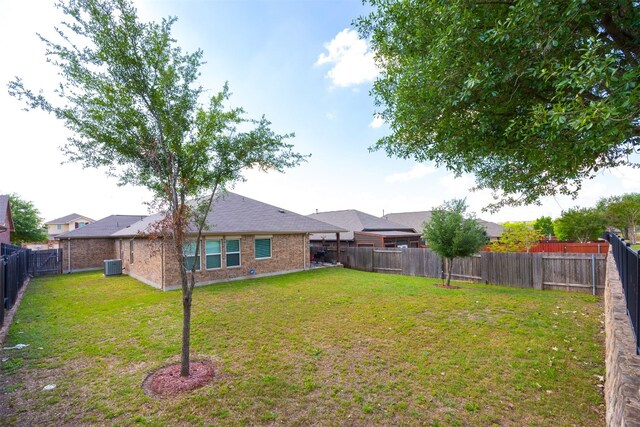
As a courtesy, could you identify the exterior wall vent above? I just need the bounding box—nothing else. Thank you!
[104,259,123,276]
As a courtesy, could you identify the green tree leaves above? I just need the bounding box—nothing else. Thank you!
[553,207,606,242]
[356,0,639,210]
[8,0,306,377]
[422,199,488,286]
[8,194,48,244]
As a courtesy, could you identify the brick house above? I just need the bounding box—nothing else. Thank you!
[0,195,14,245]
[58,193,345,290]
[58,215,146,273]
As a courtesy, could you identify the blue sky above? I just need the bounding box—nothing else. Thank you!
[1,0,637,224]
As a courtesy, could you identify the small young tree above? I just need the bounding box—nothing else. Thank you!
[533,216,555,239]
[8,194,48,244]
[8,0,305,376]
[490,222,542,253]
[422,199,487,287]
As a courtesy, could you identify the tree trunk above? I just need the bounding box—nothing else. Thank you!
[445,258,453,287]
[181,290,192,377]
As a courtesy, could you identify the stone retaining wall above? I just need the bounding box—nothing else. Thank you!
[605,248,640,426]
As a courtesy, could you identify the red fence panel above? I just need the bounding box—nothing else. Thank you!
[483,241,609,254]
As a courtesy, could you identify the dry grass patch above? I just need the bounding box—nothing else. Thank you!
[0,268,604,425]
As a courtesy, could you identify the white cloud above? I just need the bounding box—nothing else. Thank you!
[610,166,640,191]
[315,28,378,87]
[385,164,435,183]
[369,114,385,128]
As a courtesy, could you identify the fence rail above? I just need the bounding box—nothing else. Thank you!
[0,244,63,326]
[0,245,30,325]
[603,232,640,353]
[333,247,605,295]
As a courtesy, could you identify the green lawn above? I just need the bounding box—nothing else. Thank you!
[0,269,604,426]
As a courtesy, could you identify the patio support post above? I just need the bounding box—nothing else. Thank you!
[336,232,340,264]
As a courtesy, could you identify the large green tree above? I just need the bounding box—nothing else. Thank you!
[553,207,606,242]
[8,194,48,244]
[598,193,640,243]
[357,1,639,210]
[9,0,305,376]
[422,199,488,287]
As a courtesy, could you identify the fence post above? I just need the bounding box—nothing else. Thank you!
[480,252,488,284]
[532,253,543,290]
[0,258,5,324]
[591,254,596,295]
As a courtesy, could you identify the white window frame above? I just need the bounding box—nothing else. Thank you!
[225,237,241,268]
[254,236,272,260]
[183,240,201,272]
[205,238,222,270]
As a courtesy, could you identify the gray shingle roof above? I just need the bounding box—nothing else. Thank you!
[355,230,421,237]
[382,211,432,234]
[57,215,147,239]
[383,211,504,238]
[0,195,12,231]
[308,209,415,241]
[46,213,94,225]
[112,192,346,237]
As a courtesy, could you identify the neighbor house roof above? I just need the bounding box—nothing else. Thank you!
[383,211,504,238]
[0,195,13,231]
[382,211,432,234]
[57,215,147,239]
[112,192,346,237]
[477,219,505,239]
[46,213,95,225]
[307,209,415,241]
[355,230,421,238]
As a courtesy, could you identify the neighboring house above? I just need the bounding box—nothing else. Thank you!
[58,215,147,273]
[59,192,345,290]
[307,209,420,248]
[382,211,504,242]
[0,195,15,245]
[45,213,95,239]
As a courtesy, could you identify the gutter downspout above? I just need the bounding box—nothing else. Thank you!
[161,239,165,291]
[303,233,307,270]
[67,238,71,273]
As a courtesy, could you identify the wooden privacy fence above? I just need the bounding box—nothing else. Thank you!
[336,247,606,295]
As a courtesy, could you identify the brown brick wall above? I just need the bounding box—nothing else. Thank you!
[61,238,117,273]
[160,234,309,289]
[604,248,640,426]
[118,238,164,289]
[0,230,10,245]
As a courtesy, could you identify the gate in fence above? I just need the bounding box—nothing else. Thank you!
[30,249,62,276]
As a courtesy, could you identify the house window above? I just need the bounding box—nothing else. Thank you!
[183,240,201,271]
[78,222,88,228]
[255,238,272,259]
[226,238,241,267]
[205,239,221,269]
[130,240,134,264]
[56,224,62,230]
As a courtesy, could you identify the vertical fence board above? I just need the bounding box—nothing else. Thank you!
[337,247,605,294]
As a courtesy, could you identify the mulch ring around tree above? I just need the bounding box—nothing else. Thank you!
[142,360,217,398]
[435,283,461,289]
